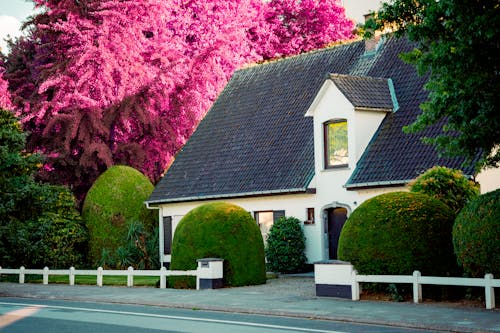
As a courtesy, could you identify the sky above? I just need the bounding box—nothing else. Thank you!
[0,0,383,55]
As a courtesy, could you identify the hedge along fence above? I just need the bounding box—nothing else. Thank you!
[0,259,223,290]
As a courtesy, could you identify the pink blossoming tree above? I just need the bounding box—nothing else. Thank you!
[0,62,12,110]
[2,0,354,199]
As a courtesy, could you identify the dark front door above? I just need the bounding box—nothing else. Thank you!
[327,207,347,259]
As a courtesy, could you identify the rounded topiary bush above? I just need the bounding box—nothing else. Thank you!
[82,165,156,265]
[170,202,266,288]
[265,216,307,273]
[409,166,479,214]
[338,192,457,276]
[453,189,500,277]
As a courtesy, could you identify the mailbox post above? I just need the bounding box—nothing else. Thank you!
[196,258,224,290]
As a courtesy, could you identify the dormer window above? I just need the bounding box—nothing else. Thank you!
[324,119,348,168]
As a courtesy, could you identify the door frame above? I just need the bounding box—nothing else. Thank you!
[321,202,351,260]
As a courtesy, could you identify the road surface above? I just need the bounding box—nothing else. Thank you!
[0,298,439,332]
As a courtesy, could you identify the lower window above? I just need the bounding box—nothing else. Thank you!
[254,210,285,243]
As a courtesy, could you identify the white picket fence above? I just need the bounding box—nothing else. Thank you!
[0,266,198,289]
[352,270,499,309]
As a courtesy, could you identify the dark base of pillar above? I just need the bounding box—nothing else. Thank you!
[199,278,224,289]
[316,284,352,298]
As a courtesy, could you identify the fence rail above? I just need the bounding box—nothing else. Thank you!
[352,270,499,309]
[0,266,199,289]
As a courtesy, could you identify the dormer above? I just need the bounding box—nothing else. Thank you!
[305,74,398,173]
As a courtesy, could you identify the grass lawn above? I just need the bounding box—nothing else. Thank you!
[1,274,159,287]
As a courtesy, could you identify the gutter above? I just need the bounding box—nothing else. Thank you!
[344,179,412,190]
[354,106,392,112]
[145,201,161,210]
[145,187,316,206]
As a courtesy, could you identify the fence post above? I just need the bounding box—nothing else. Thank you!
[413,271,422,303]
[19,266,25,284]
[160,267,167,289]
[351,270,360,301]
[97,267,103,287]
[127,266,134,287]
[43,267,49,285]
[485,274,495,310]
[69,267,75,286]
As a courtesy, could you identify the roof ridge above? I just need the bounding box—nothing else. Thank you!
[329,73,389,80]
[238,37,364,72]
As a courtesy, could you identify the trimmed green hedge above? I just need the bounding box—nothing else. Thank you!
[265,216,306,273]
[338,192,458,276]
[453,189,500,277]
[409,166,479,213]
[170,202,266,288]
[82,165,156,266]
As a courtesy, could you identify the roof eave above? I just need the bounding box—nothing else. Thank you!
[344,179,412,190]
[145,187,316,206]
[354,106,393,112]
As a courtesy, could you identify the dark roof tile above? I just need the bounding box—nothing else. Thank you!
[148,35,475,204]
[330,74,394,110]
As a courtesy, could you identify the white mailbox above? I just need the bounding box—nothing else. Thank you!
[196,258,224,290]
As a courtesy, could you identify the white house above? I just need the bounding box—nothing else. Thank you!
[146,35,499,267]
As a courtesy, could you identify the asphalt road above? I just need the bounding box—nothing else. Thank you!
[0,298,438,333]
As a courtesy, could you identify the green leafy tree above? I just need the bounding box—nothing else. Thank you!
[0,109,87,268]
[409,166,479,214]
[265,216,307,274]
[365,0,500,168]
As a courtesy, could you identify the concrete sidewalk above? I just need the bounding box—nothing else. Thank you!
[0,277,499,332]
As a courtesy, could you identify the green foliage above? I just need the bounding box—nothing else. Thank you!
[0,109,43,221]
[170,202,266,288]
[265,216,306,273]
[409,166,479,213]
[453,189,500,277]
[0,109,87,268]
[115,221,159,270]
[365,0,500,168]
[338,192,457,276]
[82,165,156,266]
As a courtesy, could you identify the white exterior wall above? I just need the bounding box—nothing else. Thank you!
[476,167,500,194]
[305,80,400,260]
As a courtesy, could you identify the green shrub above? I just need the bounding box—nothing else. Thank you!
[409,166,479,213]
[0,109,87,268]
[170,202,266,288]
[82,165,156,266]
[265,216,306,273]
[338,192,457,276]
[1,184,88,268]
[453,189,500,277]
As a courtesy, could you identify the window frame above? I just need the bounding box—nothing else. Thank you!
[323,119,349,169]
[254,210,285,243]
[304,207,315,225]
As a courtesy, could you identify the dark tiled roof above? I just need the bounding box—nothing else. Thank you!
[148,35,476,204]
[330,74,395,110]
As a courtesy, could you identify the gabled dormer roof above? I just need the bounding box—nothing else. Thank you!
[329,74,398,112]
[147,35,476,205]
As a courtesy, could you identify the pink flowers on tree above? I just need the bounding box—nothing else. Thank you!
[3,0,354,198]
[0,64,12,110]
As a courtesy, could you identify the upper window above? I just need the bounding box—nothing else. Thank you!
[324,119,348,168]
